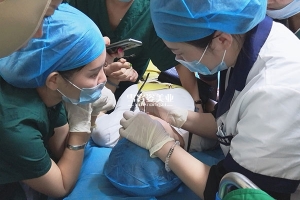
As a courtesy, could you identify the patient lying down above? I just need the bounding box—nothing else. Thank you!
[91,84,217,152]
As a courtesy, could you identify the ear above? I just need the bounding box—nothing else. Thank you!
[45,72,60,91]
[210,31,233,51]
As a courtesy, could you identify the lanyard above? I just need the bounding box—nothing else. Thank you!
[216,16,273,119]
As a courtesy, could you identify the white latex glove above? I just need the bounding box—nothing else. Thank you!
[64,102,92,133]
[91,87,116,116]
[139,96,188,128]
[119,111,174,157]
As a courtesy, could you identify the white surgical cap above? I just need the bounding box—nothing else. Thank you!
[0,0,51,58]
[150,0,267,42]
[0,3,105,88]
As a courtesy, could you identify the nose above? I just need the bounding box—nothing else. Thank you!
[97,68,107,84]
[32,24,44,38]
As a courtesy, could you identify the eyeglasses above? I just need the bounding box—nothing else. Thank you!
[130,72,150,112]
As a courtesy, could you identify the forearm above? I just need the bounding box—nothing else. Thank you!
[23,132,89,197]
[48,124,69,160]
[182,111,217,139]
[175,64,200,101]
[151,115,185,147]
[55,132,89,195]
[175,64,204,112]
[155,141,210,199]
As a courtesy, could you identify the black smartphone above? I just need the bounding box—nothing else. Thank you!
[106,38,142,54]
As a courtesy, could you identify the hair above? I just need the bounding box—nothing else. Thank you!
[58,66,84,80]
[186,31,246,51]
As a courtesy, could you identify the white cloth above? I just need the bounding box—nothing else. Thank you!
[218,22,300,180]
[92,84,216,151]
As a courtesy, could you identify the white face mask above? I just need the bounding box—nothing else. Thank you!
[267,0,300,19]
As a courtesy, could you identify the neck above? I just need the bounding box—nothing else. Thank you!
[107,0,133,6]
[106,0,133,30]
[36,86,62,107]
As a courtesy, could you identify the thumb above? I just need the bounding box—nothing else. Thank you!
[123,111,135,120]
[120,111,135,129]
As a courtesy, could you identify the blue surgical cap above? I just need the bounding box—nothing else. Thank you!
[0,3,105,88]
[150,0,267,42]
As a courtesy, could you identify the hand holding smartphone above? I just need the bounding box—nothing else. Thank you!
[106,38,142,54]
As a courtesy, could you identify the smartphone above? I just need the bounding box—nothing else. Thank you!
[106,38,142,54]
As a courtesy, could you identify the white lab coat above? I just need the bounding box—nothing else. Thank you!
[218,21,300,181]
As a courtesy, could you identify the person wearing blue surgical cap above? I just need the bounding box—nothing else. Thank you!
[0,3,107,199]
[119,0,300,199]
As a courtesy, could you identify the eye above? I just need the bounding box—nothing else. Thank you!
[90,73,99,78]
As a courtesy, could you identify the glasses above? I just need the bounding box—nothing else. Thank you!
[130,73,150,112]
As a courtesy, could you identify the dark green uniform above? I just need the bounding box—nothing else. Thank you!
[0,77,67,199]
[68,0,179,100]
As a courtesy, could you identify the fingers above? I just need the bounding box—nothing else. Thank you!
[111,67,137,82]
[103,36,110,46]
[120,111,135,130]
[123,110,135,120]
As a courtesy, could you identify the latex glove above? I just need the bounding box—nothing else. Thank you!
[138,95,188,128]
[91,87,116,116]
[120,111,174,157]
[64,102,92,133]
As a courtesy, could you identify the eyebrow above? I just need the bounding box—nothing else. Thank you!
[168,48,179,51]
[89,65,103,72]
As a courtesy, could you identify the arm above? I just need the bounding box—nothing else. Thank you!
[155,141,210,199]
[141,98,217,139]
[23,132,89,197]
[119,111,210,199]
[183,111,217,139]
[149,115,185,147]
[175,64,203,112]
[48,124,69,160]
[22,102,92,197]
[104,58,138,93]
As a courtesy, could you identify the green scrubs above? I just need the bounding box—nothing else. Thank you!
[68,0,179,100]
[0,77,67,198]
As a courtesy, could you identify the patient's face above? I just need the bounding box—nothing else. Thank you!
[267,0,293,10]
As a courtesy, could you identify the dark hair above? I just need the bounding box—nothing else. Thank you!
[186,32,216,49]
[58,66,84,80]
[186,31,245,50]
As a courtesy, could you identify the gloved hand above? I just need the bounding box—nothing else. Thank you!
[91,86,116,116]
[119,111,174,157]
[64,102,92,133]
[138,96,188,128]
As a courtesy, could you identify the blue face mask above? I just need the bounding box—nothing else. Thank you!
[176,45,228,75]
[57,79,106,105]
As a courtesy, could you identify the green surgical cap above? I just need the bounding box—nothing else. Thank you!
[150,0,267,42]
